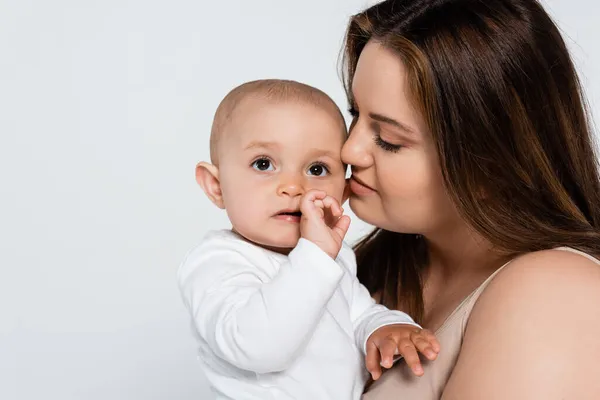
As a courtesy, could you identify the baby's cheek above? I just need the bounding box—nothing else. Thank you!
[311,179,346,202]
[225,199,265,242]
[222,181,262,216]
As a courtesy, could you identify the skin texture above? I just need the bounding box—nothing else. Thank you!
[343,41,600,398]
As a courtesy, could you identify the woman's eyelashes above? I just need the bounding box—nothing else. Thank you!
[348,105,403,153]
[251,157,330,176]
[374,135,403,153]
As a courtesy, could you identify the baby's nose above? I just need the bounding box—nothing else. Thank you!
[277,178,304,197]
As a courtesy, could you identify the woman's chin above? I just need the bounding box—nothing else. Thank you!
[349,197,416,234]
[348,196,379,226]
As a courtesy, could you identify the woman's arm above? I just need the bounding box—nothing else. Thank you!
[441,249,600,400]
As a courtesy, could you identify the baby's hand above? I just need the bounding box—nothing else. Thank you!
[299,189,351,259]
[366,325,440,380]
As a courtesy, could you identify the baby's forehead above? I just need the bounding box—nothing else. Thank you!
[236,95,342,123]
[213,103,344,172]
[224,96,346,143]
[210,80,346,164]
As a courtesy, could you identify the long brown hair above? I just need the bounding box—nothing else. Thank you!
[343,0,600,323]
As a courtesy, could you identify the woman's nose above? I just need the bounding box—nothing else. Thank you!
[341,126,373,168]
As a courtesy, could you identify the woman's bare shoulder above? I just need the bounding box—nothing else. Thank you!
[480,248,600,309]
[441,248,600,399]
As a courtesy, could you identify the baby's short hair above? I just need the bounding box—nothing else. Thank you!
[210,79,346,165]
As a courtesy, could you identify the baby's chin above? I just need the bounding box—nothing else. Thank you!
[232,227,300,254]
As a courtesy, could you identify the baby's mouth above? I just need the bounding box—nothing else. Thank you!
[277,211,302,217]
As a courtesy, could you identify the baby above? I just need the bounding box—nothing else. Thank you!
[178,79,439,399]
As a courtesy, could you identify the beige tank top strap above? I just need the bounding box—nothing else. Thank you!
[554,246,600,264]
[444,246,600,335]
[433,257,514,335]
[450,258,514,333]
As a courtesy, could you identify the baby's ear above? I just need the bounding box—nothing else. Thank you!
[342,178,351,205]
[195,162,225,209]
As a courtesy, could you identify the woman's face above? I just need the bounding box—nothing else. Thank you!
[341,40,457,235]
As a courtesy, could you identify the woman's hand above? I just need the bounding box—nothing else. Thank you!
[299,189,351,259]
[366,324,440,379]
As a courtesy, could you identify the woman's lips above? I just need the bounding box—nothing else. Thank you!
[349,176,376,195]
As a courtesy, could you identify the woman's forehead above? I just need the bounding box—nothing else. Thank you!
[353,42,408,102]
[352,41,427,138]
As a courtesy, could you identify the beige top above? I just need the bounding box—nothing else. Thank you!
[361,247,600,400]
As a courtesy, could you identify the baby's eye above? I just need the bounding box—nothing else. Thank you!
[307,163,329,177]
[251,158,274,171]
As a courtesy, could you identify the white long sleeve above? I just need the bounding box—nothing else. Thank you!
[178,233,344,374]
[336,244,421,354]
[178,230,422,399]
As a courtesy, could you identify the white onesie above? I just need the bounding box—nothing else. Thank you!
[178,230,418,399]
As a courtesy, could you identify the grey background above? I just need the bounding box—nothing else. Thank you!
[1,0,598,398]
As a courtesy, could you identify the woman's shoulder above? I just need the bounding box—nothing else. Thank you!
[471,247,600,328]
[441,248,600,398]
[484,247,600,302]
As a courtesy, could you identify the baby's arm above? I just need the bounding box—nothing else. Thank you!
[340,245,439,378]
[342,244,420,352]
[178,236,343,374]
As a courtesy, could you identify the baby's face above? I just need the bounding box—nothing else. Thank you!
[217,99,347,252]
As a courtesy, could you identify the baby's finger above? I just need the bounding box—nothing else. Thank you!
[322,196,342,217]
[420,329,440,353]
[411,333,438,361]
[365,341,383,380]
[398,339,424,376]
[300,189,327,209]
[322,197,343,227]
[303,189,327,202]
[332,215,351,240]
[300,190,327,216]
[377,337,398,369]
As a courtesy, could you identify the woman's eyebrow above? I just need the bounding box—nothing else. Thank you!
[369,112,417,135]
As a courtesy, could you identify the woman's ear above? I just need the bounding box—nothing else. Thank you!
[196,162,225,209]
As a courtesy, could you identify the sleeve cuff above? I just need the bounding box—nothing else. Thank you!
[362,314,422,355]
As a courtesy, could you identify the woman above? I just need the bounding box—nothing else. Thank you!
[341,0,600,398]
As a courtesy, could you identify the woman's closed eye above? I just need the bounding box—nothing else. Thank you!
[374,135,403,153]
[349,105,403,153]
